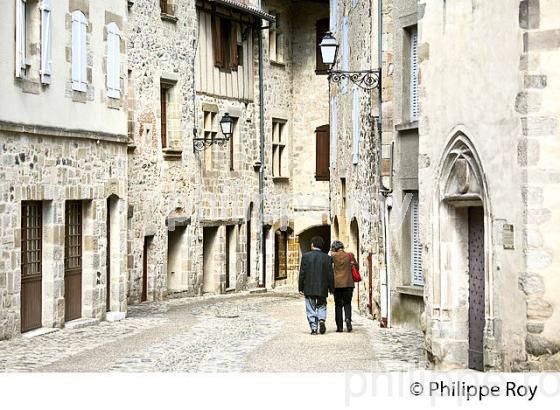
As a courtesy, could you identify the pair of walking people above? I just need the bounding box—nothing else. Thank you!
[298,236,357,335]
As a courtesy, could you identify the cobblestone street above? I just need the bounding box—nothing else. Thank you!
[0,293,428,372]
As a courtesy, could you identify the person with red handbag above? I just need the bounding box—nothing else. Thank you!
[330,240,359,332]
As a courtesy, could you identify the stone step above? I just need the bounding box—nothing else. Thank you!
[22,327,59,339]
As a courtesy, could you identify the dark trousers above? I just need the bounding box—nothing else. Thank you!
[334,287,353,330]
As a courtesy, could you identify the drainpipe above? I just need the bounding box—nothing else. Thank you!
[257,24,266,288]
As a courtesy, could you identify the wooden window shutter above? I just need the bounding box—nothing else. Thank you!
[211,14,224,68]
[160,86,167,148]
[72,11,87,92]
[40,0,52,84]
[315,125,330,181]
[330,97,337,168]
[410,27,419,121]
[315,18,329,74]
[107,23,121,98]
[230,22,239,69]
[410,194,423,286]
[15,0,26,78]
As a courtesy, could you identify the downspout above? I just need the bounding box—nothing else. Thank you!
[257,23,266,288]
[376,0,393,328]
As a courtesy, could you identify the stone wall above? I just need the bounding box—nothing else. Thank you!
[329,0,382,315]
[518,0,560,370]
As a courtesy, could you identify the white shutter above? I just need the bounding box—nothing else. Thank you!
[341,15,348,93]
[15,0,26,78]
[40,0,52,84]
[410,194,423,286]
[330,0,337,32]
[410,28,419,121]
[106,23,121,98]
[72,11,87,92]
[352,87,360,164]
[330,96,337,168]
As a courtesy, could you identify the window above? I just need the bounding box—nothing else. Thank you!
[341,178,346,210]
[330,96,337,168]
[160,0,174,15]
[315,125,330,181]
[410,193,423,285]
[274,230,288,280]
[407,26,419,121]
[269,13,284,64]
[203,109,217,169]
[229,117,238,171]
[106,22,121,99]
[127,70,134,142]
[212,16,239,71]
[272,119,287,178]
[40,0,52,84]
[71,10,87,92]
[352,86,360,164]
[21,201,42,278]
[160,83,170,148]
[315,18,329,74]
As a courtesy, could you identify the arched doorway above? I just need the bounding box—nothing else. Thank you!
[332,216,340,241]
[298,225,331,255]
[431,133,492,372]
[349,218,359,266]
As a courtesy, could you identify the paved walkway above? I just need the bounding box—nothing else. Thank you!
[0,293,428,372]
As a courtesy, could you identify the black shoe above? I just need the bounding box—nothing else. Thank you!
[311,329,318,335]
[346,319,353,333]
[336,328,343,333]
[319,320,326,334]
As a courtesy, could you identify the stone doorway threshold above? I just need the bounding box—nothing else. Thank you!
[22,327,59,339]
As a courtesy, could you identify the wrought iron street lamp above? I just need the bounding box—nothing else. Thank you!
[319,32,380,91]
[193,112,233,151]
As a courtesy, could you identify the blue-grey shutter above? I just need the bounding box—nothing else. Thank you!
[410,194,423,286]
[341,15,348,93]
[330,0,337,33]
[352,86,360,164]
[410,28,419,121]
[72,11,87,92]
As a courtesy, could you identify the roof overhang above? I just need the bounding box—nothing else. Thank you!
[203,0,275,22]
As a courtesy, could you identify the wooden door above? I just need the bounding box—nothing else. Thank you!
[315,125,330,181]
[21,201,43,332]
[142,236,149,302]
[468,207,485,371]
[64,201,82,322]
[106,198,111,311]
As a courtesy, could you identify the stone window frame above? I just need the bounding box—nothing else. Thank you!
[229,116,239,172]
[271,118,288,180]
[159,76,180,152]
[401,22,419,123]
[268,11,284,65]
[15,0,45,88]
[102,11,125,110]
[400,190,423,287]
[160,0,178,23]
[202,105,218,170]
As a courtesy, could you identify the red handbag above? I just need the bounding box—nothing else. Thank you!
[348,253,362,282]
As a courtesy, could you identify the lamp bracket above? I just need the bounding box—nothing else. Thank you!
[329,69,381,91]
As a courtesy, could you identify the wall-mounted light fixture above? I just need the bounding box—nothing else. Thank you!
[320,31,380,91]
[193,112,233,151]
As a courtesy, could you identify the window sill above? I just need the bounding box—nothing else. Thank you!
[270,60,286,68]
[272,176,289,183]
[396,285,424,297]
[162,148,182,161]
[395,121,419,132]
[274,276,288,281]
[315,176,330,182]
[160,13,178,23]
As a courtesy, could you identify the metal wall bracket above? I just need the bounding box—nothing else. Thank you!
[329,69,381,91]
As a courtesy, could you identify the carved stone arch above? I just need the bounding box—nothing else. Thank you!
[430,129,496,371]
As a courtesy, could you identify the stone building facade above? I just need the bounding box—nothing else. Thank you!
[0,0,128,340]
[418,0,560,371]
[126,0,330,304]
[328,0,560,372]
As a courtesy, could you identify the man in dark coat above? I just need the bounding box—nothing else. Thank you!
[298,236,334,335]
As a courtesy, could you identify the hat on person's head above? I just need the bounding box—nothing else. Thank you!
[330,240,344,251]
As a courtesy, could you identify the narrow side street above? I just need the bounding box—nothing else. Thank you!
[0,294,427,372]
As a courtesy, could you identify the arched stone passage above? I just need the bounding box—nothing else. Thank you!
[349,218,360,265]
[430,132,493,371]
[298,225,331,255]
